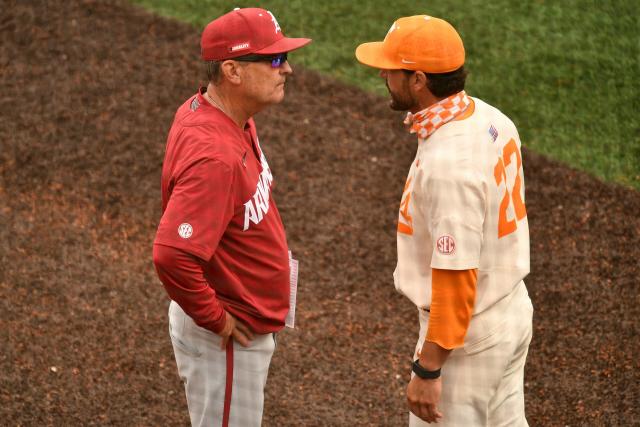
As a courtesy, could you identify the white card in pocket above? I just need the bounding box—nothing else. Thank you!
[285,251,298,328]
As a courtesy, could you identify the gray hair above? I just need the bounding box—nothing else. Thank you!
[205,60,223,84]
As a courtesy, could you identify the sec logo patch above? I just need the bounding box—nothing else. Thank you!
[178,223,193,239]
[437,235,456,255]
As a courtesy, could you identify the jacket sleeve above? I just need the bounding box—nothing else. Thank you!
[153,243,226,333]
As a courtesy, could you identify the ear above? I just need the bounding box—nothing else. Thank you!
[220,60,243,85]
[410,71,428,92]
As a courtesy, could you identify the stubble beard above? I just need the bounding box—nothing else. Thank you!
[386,82,415,112]
[389,95,412,111]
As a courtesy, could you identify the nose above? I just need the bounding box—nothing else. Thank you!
[280,60,293,75]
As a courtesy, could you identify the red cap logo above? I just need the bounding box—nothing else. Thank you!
[436,235,456,255]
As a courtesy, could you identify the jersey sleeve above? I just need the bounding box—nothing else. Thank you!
[155,158,235,261]
[426,268,477,349]
[425,169,486,270]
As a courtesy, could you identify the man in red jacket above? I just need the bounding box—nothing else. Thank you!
[153,8,310,427]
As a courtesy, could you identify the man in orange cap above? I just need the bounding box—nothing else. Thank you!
[153,7,310,427]
[356,15,533,426]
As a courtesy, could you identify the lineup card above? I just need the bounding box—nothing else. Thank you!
[285,251,299,328]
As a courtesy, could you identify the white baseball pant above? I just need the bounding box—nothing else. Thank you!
[168,300,276,427]
[410,281,533,427]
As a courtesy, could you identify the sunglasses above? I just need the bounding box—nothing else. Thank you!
[234,52,288,68]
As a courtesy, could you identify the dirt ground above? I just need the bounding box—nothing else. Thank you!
[1,1,638,425]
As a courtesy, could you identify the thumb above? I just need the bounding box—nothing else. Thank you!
[220,334,229,350]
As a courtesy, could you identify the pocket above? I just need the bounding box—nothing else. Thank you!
[463,323,506,356]
[169,305,202,358]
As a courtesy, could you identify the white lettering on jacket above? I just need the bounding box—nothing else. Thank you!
[243,153,274,231]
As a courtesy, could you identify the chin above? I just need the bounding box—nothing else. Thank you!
[272,89,286,104]
[389,100,407,111]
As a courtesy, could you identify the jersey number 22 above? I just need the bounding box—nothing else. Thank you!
[494,138,527,238]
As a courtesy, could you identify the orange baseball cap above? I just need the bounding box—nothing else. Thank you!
[355,15,465,73]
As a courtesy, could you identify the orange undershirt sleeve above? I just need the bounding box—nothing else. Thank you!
[426,268,478,350]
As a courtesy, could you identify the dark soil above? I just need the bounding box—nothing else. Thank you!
[1,1,638,425]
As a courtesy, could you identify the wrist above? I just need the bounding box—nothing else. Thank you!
[418,356,441,371]
[412,359,441,380]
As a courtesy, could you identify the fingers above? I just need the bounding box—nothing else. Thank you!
[429,406,443,423]
[426,404,442,423]
[409,401,442,423]
[434,407,443,419]
[412,407,440,423]
[406,376,443,423]
[423,405,441,423]
[219,325,251,349]
[232,327,252,347]
[217,312,254,348]
[235,320,254,341]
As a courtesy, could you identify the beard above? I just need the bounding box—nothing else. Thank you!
[389,94,413,111]
[386,82,415,111]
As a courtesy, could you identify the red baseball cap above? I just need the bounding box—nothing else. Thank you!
[201,8,312,61]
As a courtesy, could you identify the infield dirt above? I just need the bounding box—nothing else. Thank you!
[1,1,639,425]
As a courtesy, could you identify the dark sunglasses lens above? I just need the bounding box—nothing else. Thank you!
[271,53,287,68]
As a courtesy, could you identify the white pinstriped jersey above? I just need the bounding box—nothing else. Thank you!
[393,97,530,314]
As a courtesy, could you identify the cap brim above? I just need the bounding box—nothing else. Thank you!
[355,42,402,69]
[256,37,312,54]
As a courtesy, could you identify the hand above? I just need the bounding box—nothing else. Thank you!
[219,311,254,349]
[407,375,443,423]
